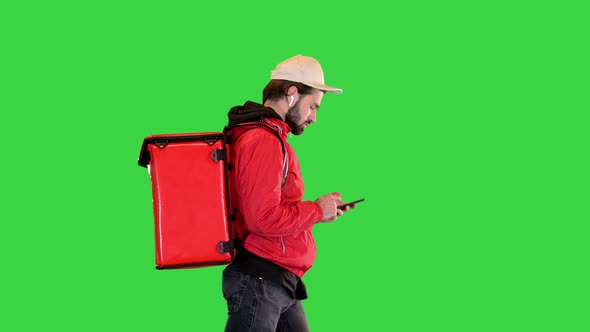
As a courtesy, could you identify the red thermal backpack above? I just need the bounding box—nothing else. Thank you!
[137,120,287,269]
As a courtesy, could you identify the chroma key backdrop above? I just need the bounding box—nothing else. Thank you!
[1,1,587,331]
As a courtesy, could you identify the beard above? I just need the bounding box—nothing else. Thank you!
[285,101,310,135]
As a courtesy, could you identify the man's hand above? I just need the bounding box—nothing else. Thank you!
[315,192,345,223]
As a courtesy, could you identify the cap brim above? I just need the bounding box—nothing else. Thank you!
[304,82,343,94]
[270,74,343,94]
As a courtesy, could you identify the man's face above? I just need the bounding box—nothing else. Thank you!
[285,89,324,135]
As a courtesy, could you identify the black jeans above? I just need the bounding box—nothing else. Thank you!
[222,264,310,332]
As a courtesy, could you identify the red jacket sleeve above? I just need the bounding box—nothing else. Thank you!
[233,129,322,237]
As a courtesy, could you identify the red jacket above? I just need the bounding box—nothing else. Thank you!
[228,116,323,277]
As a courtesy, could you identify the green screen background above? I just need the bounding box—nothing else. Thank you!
[2,1,588,331]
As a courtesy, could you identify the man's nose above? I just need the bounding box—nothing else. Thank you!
[310,110,317,123]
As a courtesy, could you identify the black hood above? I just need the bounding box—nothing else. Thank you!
[226,101,283,128]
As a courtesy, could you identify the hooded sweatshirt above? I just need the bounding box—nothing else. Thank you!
[226,101,323,278]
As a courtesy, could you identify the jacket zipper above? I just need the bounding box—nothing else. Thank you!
[280,237,286,255]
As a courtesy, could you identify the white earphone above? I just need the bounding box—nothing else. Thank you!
[288,95,294,107]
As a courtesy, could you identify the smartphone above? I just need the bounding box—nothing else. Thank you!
[337,198,365,210]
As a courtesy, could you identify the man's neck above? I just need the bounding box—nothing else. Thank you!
[263,100,287,121]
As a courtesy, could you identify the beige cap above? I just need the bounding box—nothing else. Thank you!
[271,54,343,94]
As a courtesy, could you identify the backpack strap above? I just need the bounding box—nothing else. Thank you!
[223,119,290,255]
[224,119,289,187]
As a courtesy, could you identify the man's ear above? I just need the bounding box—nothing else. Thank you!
[287,86,298,97]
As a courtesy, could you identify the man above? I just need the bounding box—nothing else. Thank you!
[222,54,354,332]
